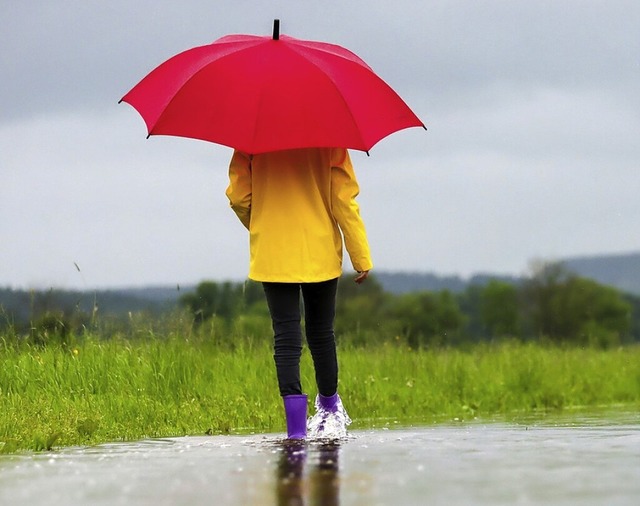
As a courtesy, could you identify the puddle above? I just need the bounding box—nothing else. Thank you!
[0,413,639,505]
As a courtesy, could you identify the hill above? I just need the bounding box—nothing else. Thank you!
[561,251,640,296]
[376,252,640,296]
[0,286,181,325]
[373,272,521,294]
[2,252,639,327]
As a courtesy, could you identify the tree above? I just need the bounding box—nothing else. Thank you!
[523,263,632,346]
[480,280,520,338]
[389,290,465,347]
[334,274,393,344]
[180,280,265,323]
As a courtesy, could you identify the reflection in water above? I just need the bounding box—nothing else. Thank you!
[277,440,306,506]
[276,440,340,506]
[311,442,340,506]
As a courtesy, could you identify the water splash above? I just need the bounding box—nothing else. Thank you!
[307,395,352,440]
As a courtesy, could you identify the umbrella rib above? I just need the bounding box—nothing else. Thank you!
[284,36,374,72]
[281,43,368,150]
[147,39,264,138]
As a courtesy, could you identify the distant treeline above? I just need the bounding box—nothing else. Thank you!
[3,263,637,349]
[0,287,177,325]
[179,264,638,348]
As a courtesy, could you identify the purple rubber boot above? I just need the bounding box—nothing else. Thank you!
[307,393,352,439]
[283,394,308,439]
[318,393,340,412]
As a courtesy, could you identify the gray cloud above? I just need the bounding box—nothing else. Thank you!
[1,0,639,288]
[4,1,637,120]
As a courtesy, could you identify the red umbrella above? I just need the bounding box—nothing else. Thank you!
[120,20,424,154]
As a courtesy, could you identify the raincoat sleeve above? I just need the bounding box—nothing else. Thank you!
[330,149,373,273]
[225,150,252,230]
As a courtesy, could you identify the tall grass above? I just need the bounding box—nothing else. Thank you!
[1,332,639,453]
[341,342,640,422]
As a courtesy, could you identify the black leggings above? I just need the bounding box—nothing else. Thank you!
[262,278,339,397]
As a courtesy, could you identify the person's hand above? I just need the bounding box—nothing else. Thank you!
[354,270,369,284]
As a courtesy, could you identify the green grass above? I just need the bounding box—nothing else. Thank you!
[342,341,640,422]
[1,334,639,453]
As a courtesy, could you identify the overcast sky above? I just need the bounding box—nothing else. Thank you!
[2,1,639,289]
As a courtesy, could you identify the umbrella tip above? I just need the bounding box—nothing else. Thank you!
[273,19,280,40]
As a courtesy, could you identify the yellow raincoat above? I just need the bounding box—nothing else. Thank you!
[226,148,373,283]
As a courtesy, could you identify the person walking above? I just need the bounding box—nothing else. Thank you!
[226,147,372,439]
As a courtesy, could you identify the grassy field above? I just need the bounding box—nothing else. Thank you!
[1,333,639,453]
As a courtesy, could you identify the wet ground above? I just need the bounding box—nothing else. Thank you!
[1,413,638,505]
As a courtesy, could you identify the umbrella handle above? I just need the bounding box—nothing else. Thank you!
[273,19,280,40]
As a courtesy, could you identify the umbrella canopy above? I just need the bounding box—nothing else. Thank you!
[120,21,425,154]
